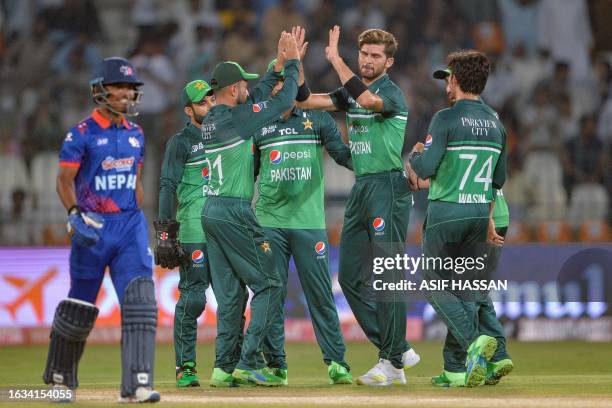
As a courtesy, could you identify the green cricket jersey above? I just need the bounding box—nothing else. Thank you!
[492,188,509,228]
[201,59,300,200]
[254,108,352,229]
[329,74,408,176]
[410,98,507,204]
[158,123,209,243]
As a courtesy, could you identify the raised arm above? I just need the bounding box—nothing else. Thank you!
[325,26,385,112]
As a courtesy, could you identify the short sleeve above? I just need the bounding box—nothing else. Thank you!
[379,85,407,116]
[329,87,351,112]
[59,127,86,168]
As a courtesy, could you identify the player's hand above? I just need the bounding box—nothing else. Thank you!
[276,32,287,67]
[153,219,182,269]
[291,26,309,60]
[325,25,341,63]
[282,31,300,61]
[405,163,419,191]
[411,142,425,154]
[487,218,504,247]
[67,208,105,247]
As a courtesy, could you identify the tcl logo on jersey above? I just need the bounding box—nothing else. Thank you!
[101,156,135,172]
[425,134,433,148]
[373,217,385,235]
[269,150,312,165]
[278,128,298,136]
[315,241,326,257]
[192,250,205,267]
[202,166,209,181]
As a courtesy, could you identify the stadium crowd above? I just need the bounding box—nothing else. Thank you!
[0,0,610,245]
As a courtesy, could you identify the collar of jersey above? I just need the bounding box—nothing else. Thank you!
[91,109,131,129]
[185,122,201,137]
[366,73,389,89]
[454,98,484,108]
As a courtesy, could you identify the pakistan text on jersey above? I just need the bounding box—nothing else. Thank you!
[349,140,372,154]
[95,174,137,191]
[270,166,312,182]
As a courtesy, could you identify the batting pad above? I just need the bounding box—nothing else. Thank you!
[120,276,158,398]
[42,298,99,388]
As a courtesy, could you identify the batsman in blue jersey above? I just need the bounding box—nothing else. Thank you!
[42,57,160,403]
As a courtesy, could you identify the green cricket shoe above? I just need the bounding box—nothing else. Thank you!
[266,368,288,385]
[328,361,353,384]
[209,367,237,388]
[431,370,465,387]
[232,368,284,387]
[485,359,514,385]
[465,335,498,388]
[176,362,200,387]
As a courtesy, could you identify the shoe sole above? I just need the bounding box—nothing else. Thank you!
[209,380,238,388]
[177,381,200,388]
[119,393,161,404]
[485,361,514,385]
[233,374,282,387]
[465,337,497,388]
[356,377,406,386]
[331,378,354,385]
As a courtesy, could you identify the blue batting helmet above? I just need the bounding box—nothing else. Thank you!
[90,57,143,86]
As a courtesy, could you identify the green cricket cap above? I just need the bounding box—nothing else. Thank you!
[210,61,259,90]
[181,79,212,106]
[267,59,284,77]
[433,67,452,80]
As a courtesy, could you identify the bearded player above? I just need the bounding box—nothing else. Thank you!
[155,80,214,387]
[297,26,420,386]
[43,57,160,403]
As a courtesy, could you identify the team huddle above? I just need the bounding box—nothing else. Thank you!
[43,25,513,402]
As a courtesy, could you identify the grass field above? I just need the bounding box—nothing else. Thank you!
[1,341,611,407]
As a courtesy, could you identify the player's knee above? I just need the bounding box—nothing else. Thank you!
[185,292,206,316]
[122,276,157,325]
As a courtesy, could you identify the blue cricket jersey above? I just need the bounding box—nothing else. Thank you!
[59,109,145,213]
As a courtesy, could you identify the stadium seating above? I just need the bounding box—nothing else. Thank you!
[0,154,30,212]
[567,183,609,227]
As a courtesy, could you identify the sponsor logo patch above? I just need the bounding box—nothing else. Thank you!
[192,250,205,264]
[101,156,135,172]
[373,217,385,233]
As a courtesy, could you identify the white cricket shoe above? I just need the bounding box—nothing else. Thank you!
[402,348,421,369]
[356,359,406,386]
[118,387,161,403]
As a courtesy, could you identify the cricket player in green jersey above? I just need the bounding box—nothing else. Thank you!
[296,26,420,386]
[406,91,514,388]
[200,32,301,387]
[155,79,214,388]
[253,57,354,385]
[408,50,509,388]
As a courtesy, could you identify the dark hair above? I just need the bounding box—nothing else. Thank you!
[447,50,490,95]
[358,29,398,58]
